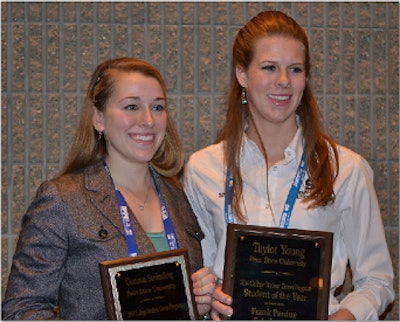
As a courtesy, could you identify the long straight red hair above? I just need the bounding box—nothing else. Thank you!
[217,11,339,223]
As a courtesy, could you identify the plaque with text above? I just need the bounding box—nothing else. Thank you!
[99,249,199,320]
[222,224,332,320]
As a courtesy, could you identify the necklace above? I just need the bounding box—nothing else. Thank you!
[265,157,277,226]
[135,183,151,211]
[103,161,179,256]
[248,113,277,226]
[118,182,152,211]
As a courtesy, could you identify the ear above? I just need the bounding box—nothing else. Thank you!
[235,65,247,87]
[92,106,105,132]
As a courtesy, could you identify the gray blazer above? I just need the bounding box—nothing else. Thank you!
[2,161,204,320]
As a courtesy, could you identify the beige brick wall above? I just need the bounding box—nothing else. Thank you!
[1,2,398,319]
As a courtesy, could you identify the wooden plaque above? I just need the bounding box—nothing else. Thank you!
[99,249,199,320]
[222,224,332,320]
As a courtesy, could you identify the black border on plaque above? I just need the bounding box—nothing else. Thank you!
[222,224,332,320]
[99,248,199,320]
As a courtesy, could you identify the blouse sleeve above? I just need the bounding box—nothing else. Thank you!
[338,156,394,320]
[183,158,219,272]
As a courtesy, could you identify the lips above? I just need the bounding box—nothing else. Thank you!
[132,134,155,142]
[268,94,291,105]
[268,94,290,101]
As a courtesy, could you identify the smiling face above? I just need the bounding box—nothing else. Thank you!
[93,70,167,166]
[236,35,306,131]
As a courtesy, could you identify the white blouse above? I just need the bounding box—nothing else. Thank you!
[183,127,394,320]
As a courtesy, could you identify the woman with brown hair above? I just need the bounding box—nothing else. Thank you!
[3,57,215,320]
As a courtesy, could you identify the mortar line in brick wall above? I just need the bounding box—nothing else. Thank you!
[193,1,200,151]
[5,1,15,274]
[354,3,361,153]
[127,2,132,57]
[41,2,48,181]
[338,2,345,146]
[75,3,82,116]
[322,3,329,132]
[384,2,393,225]
[58,2,66,168]
[23,2,31,218]
[369,3,376,162]
[210,1,216,142]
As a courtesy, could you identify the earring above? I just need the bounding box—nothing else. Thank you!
[97,130,103,142]
[241,87,248,105]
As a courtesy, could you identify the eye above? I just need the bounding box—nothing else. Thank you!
[153,104,166,112]
[261,64,276,72]
[290,66,304,73]
[125,104,138,111]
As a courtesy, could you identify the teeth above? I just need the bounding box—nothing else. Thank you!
[135,135,153,141]
[269,95,290,101]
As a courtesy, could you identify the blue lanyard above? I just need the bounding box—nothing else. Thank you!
[114,189,138,256]
[279,152,307,228]
[150,166,179,251]
[224,175,234,225]
[103,161,179,256]
[224,153,307,228]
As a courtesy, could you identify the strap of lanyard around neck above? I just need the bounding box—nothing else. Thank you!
[103,161,179,256]
[224,152,307,229]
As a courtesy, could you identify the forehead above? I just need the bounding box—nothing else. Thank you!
[110,70,165,96]
[252,35,306,62]
[110,69,160,84]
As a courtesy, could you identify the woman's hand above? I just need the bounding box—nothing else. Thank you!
[210,284,233,320]
[329,309,356,320]
[191,268,217,316]
[208,286,357,321]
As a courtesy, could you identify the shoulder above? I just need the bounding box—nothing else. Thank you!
[42,167,83,192]
[337,145,373,175]
[24,163,112,234]
[186,142,225,171]
[334,144,374,188]
[34,173,81,201]
[183,142,228,193]
[21,173,83,234]
[36,162,106,201]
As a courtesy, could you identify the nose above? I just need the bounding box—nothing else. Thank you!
[276,70,291,88]
[139,108,155,127]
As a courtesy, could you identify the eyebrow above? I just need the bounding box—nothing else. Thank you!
[118,96,166,103]
[261,60,304,65]
[154,97,166,102]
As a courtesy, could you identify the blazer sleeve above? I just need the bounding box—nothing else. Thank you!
[2,180,69,320]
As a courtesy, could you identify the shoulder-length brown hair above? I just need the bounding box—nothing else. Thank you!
[217,11,339,223]
[62,57,184,178]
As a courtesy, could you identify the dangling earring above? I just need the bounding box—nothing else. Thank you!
[241,87,248,105]
[97,130,103,142]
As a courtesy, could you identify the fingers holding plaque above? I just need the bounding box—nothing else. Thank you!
[222,224,333,320]
[99,249,199,320]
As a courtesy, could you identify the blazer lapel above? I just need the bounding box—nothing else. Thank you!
[84,162,125,236]
[83,161,156,254]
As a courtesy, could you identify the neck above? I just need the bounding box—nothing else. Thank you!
[247,119,298,166]
[105,156,151,190]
